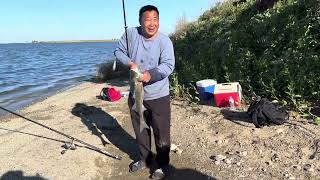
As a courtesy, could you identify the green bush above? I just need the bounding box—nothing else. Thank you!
[170,0,320,117]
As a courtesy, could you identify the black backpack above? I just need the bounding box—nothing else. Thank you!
[247,97,289,128]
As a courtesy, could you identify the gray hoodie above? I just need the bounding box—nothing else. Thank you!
[114,27,175,100]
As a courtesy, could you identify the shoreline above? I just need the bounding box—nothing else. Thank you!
[33,40,118,44]
[0,77,96,119]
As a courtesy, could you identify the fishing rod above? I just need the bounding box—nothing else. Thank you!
[113,0,130,71]
[0,106,121,160]
[121,0,130,57]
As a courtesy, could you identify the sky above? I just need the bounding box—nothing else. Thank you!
[0,0,222,43]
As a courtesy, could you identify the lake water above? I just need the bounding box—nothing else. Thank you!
[0,42,117,116]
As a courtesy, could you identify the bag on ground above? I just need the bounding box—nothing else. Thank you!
[247,97,289,128]
[100,87,121,102]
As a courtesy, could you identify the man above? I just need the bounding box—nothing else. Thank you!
[114,5,175,179]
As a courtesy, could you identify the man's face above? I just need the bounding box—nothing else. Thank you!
[140,10,159,38]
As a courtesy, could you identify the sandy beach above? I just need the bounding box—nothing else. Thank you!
[1,79,319,180]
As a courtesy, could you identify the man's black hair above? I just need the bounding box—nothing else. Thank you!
[139,5,159,20]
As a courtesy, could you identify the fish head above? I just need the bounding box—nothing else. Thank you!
[130,68,144,82]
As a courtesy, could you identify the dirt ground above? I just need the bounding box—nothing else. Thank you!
[0,79,319,180]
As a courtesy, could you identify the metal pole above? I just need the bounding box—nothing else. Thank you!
[0,106,121,160]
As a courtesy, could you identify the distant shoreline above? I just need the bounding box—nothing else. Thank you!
[0,40,119,44]
[32,39,118,43]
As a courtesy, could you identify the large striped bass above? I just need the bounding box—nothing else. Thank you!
[130,68,149,132]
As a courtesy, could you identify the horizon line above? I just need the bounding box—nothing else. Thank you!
[0,39,119,44]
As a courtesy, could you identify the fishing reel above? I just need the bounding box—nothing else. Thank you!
[61,139,77,154]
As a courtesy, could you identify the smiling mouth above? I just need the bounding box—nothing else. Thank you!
[148,28,155,32]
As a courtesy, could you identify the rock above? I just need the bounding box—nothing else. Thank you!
[303,164,314,172]
[236,162,241,166]
[214,155,227,161]
[261,168,267,172]
[224,159,232,164]
[265,161,273,166]
[171,143,183,155]
[226,151,234,155]
[283,172,289,178]
[240,151,248,157]
[171,143,178,151]
[293,165,301,171]
[214,160,221,165]
[176,148,183,155]
[271,154,280,162]
[215,140,223,145]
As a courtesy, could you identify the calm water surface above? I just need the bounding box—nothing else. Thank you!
[0,42,117,116]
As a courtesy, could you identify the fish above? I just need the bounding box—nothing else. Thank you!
[130,68,149,132]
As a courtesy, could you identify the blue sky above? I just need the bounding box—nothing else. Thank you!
[0,0,222,43]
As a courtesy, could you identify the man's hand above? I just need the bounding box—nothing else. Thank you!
[128,60,151,82]
[128,60,138,70]
[142,71,151,83]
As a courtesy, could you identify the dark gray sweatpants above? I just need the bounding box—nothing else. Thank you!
[128,95,171,168]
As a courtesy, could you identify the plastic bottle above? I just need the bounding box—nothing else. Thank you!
[121,91,129,97]
[229,96,235,110]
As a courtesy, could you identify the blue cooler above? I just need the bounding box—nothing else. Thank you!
[196,79,217,102]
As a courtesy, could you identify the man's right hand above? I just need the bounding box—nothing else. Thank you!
[128,61,138,70]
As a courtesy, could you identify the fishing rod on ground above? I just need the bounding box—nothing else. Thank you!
[113,0,130,71]
[0,106,121,160]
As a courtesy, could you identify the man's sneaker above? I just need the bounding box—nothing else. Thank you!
[129,160,146,173]
[151,168,165,179]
